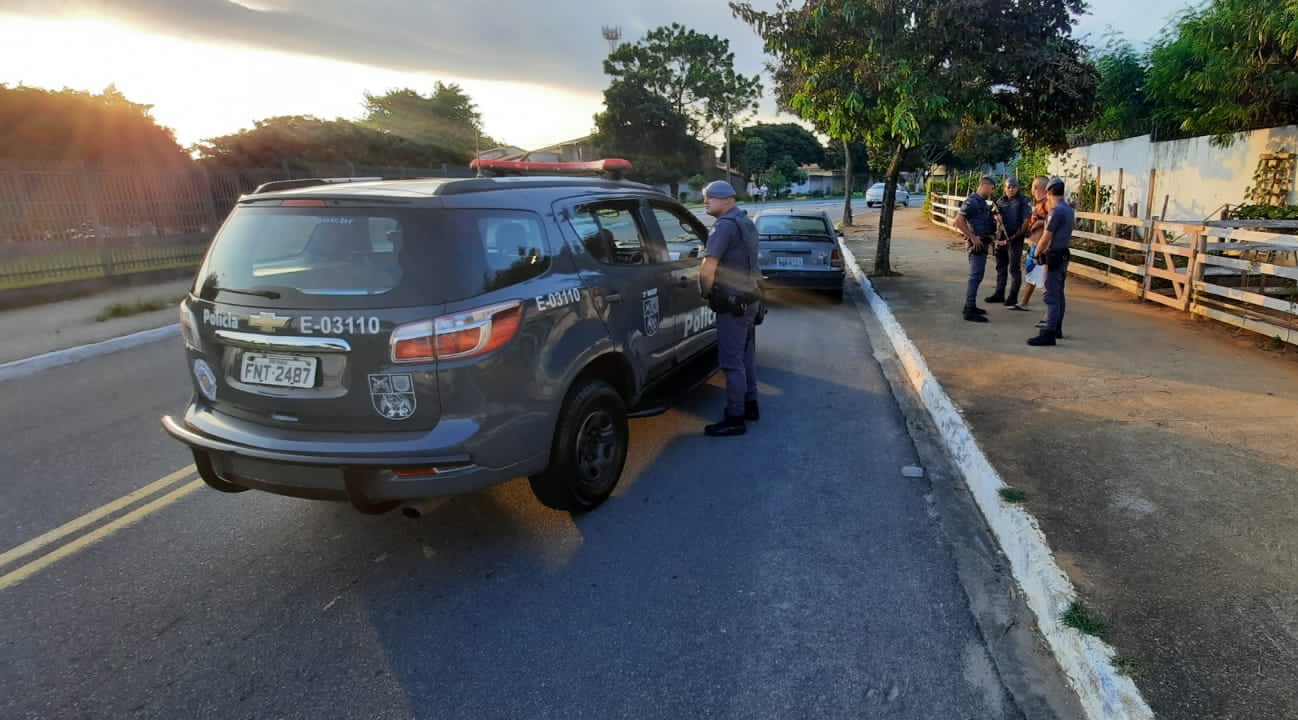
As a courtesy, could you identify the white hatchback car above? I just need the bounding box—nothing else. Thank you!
[865,182,910,208]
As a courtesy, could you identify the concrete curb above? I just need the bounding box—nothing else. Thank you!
[841,244,1154,720]
[0,324,179,383]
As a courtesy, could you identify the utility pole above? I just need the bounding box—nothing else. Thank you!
[725,113,732,185]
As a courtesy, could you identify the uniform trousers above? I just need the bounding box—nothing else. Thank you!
[716,304,758,417]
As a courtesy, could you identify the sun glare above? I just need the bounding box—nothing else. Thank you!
[0,13,601,151]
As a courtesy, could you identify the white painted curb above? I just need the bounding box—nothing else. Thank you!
[0,324,179,382]
[841,243,1154,720]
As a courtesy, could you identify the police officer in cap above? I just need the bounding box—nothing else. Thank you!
[1028,177,1074,346]
[699,180,762,437]
[953,176,997,322]
[988,176,1032,308]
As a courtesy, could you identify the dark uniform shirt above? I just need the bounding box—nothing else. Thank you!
[1045,199,1075,250]
[996,193,1032,238]
[704,207,760,293]
[959,192,995,238]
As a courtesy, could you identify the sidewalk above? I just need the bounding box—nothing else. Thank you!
[843,216,1298,720]
[0,279,191,365]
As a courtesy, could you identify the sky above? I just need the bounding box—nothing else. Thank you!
[0,0,1198,152]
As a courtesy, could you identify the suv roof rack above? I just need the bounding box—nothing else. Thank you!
[252,177,383,194]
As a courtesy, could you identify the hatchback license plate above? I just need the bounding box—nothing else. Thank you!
[776,256,804,266]
[240,353,317,388]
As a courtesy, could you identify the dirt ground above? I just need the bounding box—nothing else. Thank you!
[842,213,1298,720]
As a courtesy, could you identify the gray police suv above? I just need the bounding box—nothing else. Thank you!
[162,176,719,514]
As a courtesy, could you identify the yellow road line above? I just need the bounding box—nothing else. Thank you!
[0,479,204,592]
[0,465,195,571]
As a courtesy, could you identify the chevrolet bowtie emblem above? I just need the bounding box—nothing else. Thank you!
[248,312,292,332]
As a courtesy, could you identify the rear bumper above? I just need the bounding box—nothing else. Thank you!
[161,408,541,502]
[760,269,845,290]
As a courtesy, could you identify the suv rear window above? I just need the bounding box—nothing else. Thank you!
[755,215,832,237]
[195,206,551,307]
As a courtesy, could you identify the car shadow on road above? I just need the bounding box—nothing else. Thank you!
[273,295,1009,718]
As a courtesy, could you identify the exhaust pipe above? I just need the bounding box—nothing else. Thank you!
[400,497,443,519]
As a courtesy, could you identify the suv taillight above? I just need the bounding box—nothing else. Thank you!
[390,301,523,363]
[830,248,844,268]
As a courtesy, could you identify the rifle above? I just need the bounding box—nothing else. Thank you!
[987,199,1010,250]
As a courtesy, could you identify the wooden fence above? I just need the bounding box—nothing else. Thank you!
[929,193,1298,346]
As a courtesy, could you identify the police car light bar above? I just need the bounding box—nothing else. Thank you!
[468,158,632,176]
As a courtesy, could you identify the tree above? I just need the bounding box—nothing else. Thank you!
[1146,0,1298,145]
[822,140,870,198]
[758,169,789,197]
[196,115,461,169]
[360,83,494,164]
[1075,36,1151,143]
[0,84,188,166]
[773,154,807,188]
[603,22,762,141]
[733,0,1096,274]
[592,80,705,194]
[738,137,769,181]
[728,122,824,168]
[950,123,1019,172]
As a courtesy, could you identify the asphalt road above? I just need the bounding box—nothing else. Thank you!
[0,207,1073,720]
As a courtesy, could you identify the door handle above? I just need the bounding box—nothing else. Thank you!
[606,291,623,303]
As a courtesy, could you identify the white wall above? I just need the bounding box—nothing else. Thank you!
[1049,125,1298,221]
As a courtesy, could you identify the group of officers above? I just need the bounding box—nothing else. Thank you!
[692,173,1077,440]
[954,174,1074,346]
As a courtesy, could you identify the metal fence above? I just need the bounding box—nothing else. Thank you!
[0,162,473,294]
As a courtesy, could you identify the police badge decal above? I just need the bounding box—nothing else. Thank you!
[641,288,660,337]
[368,373,416,420]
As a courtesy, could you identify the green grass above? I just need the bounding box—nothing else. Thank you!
[95,295,185,322]
[1062,601,1109,638]
[1111,655,1143,677]
[0,247,203,290]
[998,487,1029,503]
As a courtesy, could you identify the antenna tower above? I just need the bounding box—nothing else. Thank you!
[601,26,622,54]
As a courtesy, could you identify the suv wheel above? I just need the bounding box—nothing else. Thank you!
[529,379,628,512]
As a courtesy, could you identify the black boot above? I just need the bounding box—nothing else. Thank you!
[963,308,989,323]
[704,414,747,437]
[745,400,760,421]
[984,293,1005,303]
[1026,329,1057,346]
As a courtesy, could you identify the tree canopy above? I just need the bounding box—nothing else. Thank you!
[0,84,187,166]
[1146,0,1298,144]
[195,115,466,169]
[603,22,762,140]
[733,0,1096,273]
[592,80,706,188]
[1073,36,1152,144]
[728,122,824,169]
[360,83,494,163]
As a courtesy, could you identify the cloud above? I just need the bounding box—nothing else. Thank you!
[1,0,775,97]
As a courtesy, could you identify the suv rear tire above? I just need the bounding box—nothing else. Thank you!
[529,379,628,512]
